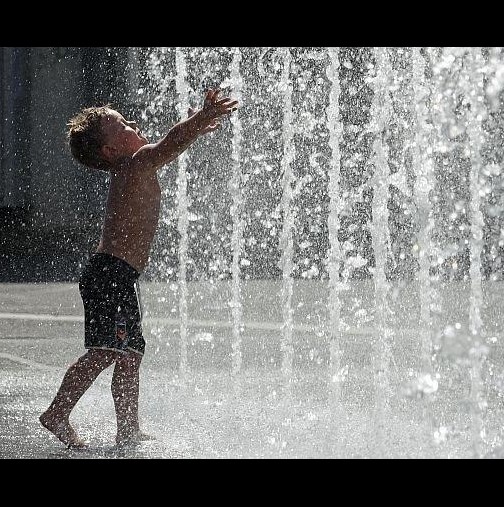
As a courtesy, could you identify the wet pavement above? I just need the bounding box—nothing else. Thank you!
[2,281,504,459]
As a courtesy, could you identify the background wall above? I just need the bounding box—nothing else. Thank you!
[0,47,127,281]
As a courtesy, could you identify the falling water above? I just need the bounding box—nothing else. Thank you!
[412,48,435,376]
[369,47,394,456]
[423,46,445,338]
[175,47,190,376]
[465,47,488,458]
[278,48,296,379]
[229,48,244,375]
[132,47,504,458]
[325,47,344,407]
[411,48,438,441]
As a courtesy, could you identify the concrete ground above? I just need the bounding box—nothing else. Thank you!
[1,280,504,459]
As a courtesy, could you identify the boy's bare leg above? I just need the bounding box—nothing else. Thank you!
[40,349,117,448]
[111,350,148,444]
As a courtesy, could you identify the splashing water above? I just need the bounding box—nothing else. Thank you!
[132,47,504,458]
[174,47,190,378]
[326,47,344,408]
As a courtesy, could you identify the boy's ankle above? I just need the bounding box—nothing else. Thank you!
[116,429,154,445]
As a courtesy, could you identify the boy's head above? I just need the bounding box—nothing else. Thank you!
[67,106,148,171]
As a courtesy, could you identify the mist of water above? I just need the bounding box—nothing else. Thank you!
[136,47,504,457]
[174,47,190,377]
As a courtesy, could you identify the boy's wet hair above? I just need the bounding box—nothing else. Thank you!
[67,105,113,171]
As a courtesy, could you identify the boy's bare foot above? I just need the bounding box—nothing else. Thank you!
[135,431,156,442]
[39,412,87,449]
[115,430,156,447]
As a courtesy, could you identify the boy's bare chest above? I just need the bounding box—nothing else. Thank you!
[114,175,160,199]
[108,176,161,215]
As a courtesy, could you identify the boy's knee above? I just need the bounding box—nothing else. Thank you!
[119,351,142,366]
[82,349,117,368]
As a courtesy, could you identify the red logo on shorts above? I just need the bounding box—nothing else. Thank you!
[116,322,127,341]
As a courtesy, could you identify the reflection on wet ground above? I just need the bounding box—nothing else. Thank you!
[2,282,504,459]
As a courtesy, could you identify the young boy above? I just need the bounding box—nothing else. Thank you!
[39,88,238,448]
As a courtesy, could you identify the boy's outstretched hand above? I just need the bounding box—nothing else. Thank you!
[189,88,238,135]
[136,88,239,172]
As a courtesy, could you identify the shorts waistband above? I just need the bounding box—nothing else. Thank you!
[88,252,140,281]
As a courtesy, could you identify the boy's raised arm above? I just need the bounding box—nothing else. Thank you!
[132,89,238,172]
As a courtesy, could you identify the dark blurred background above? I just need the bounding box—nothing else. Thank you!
[0,48,138,281]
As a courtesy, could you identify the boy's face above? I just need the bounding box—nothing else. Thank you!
[101,109,148,160]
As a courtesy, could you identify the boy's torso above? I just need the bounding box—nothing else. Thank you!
[97,167,161,273]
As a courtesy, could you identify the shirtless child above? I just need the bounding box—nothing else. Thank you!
[39,89,238,448]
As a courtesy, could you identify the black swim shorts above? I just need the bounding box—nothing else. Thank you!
[79,253,145,356]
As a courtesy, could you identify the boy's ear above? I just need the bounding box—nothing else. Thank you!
[101,144,117,161]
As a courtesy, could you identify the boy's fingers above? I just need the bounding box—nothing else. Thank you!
[204,89,214,105]
[215,98,238,107]
[205,88,222,104]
